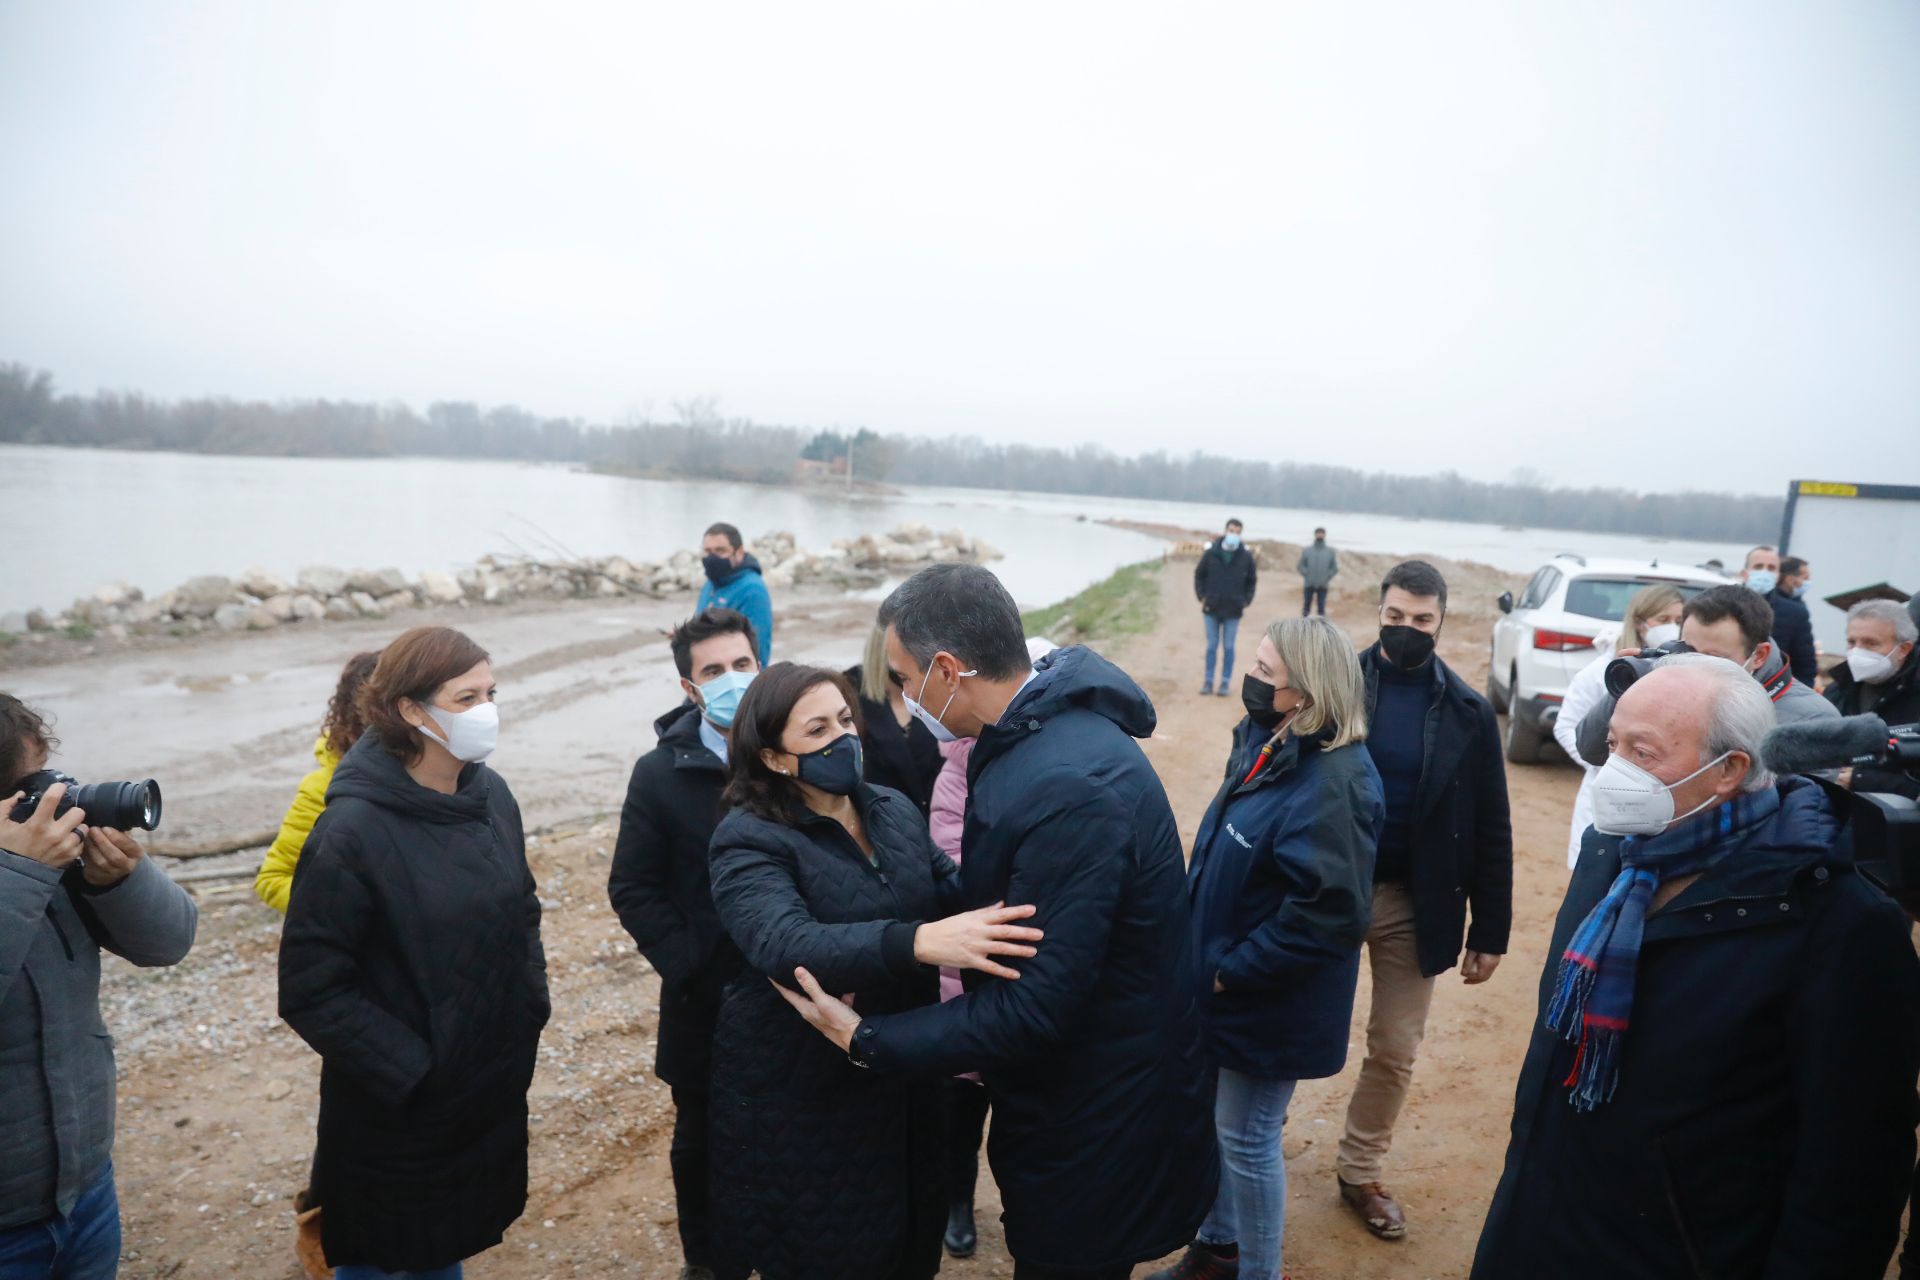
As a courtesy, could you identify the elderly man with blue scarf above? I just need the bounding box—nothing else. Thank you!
[1473,653,1920,1280]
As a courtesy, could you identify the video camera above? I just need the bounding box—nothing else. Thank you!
[5,769,163,831]
[1760,716,1920,911]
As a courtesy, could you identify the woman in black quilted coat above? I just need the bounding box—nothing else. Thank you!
[707,663,1043,1280]
[279,627,549,1279]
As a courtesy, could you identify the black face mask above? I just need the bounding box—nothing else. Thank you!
[1379,624,1437,672]
[1241,674,1284,728]
[794,732,864,796]
[702,553,736,584]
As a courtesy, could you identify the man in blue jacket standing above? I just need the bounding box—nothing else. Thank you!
[776,563,1218,1280]
[695,522,773,664]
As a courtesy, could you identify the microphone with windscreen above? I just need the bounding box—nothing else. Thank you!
[1759,715,1894,776]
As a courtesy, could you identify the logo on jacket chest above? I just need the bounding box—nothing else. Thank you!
[1225,822,1254,850]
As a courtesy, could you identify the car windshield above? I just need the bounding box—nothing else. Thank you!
[1564,576,1707,621]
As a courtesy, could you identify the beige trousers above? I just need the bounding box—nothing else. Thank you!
[1336,880,1437,1185]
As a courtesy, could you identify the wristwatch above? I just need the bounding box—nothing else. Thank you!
[846,1021,875,1068]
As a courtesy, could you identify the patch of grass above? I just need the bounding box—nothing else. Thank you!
[63,621,94,641]
[1023,560,1163,645]
[0,631,16,647]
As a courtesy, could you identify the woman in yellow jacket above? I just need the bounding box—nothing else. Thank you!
[256,651,380,913]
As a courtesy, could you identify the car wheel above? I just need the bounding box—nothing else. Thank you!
[1485,646,1510,714]
[1505,695,1546,764]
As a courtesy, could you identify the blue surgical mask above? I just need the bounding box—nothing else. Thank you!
[1746,570,1778,595]
[696,669,756,729]
[1221,533,1242,551]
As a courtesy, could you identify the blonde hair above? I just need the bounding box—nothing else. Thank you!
[1621,584,1686,650]
[1263,616,1368,749]
[859,624,891,704]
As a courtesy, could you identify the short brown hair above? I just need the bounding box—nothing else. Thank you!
[356,627,491,762]
[0,694,56,794]
[722,662,864,823]
[323,651,381,757]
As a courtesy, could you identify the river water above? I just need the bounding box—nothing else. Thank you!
[5,444,1749,616]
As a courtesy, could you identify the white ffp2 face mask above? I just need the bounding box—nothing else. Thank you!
[420,700,500,763]
[1643,622,1681,649]
[1846,647,1899,685]
[903,662,975,744]
[1590,750,1731,837]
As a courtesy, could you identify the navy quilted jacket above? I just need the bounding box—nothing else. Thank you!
[707,782,960,1280]
[279,731,549,1272]
[848,645,1219,1272]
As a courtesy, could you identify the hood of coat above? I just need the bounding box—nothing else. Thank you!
[710,552,764,588]
[326,728,493,825]
[1007,644,1157,741]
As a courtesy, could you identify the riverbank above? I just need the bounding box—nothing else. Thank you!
[83,540,1600,1280]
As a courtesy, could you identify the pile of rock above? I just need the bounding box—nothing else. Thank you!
[0,525,1002,644]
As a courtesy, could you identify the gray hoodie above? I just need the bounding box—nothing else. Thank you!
[0,852,197,1228]
[1572,643,1839,769]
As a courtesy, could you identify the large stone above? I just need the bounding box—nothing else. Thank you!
[297,566,350,598]
[176,576,237,618]
[25,609,51,632]
[349,591,381,616]
[376,591,415,614]
[347,567,409,597]
[323,597,357,621]
[125,599,167,625]
[90,581,141,608]
[263,593,296,622]
[245,606,280,630]
[240,567,289,599]
[889,522,933,544]
[211,602,252,632]
[289,594,325,622]
[418,571,464,605]
[880,541,924,564]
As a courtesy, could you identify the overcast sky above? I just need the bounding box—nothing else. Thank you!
[3,2,1917,496]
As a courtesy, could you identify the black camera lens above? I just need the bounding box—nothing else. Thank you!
[1604,656,1652,698]
[69,780,163,831]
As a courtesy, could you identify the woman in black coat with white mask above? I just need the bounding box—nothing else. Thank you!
[706,662,1043,1280]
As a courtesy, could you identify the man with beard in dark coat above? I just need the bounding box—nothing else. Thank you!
[1473,656,1920,1279]
[608,608,760,1280]
[776,563,1217,1280]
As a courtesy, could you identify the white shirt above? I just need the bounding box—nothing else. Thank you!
[698,715,731,767]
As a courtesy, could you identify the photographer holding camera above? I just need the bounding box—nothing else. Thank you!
[0,693,197,1279]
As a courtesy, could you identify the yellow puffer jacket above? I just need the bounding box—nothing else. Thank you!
[255,735,340,913]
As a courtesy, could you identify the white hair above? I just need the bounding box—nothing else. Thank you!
[1651,652,1776,792]
[1849,599,1919,646]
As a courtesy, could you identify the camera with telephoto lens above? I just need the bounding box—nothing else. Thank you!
[6,768,163,831]
[1602,638,1696,698]
[1847,724,1920,914]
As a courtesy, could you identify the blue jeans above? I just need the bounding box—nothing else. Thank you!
[333,1268,462,1280]
[0,1161,121,1280]
[1197,1069,1298,1280]
[1203,614,1239,688]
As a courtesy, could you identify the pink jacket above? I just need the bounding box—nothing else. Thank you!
[931,738,975,1031]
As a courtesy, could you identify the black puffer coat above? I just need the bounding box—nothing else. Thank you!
[707,783,960,1280]
[608,701,741,1087]
[851,646,1218,1273]
[279,732,549,1272]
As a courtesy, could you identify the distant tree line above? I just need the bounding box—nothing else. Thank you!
[0,362,1782,540]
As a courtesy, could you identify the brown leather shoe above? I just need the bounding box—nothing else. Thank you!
[292,1188,332,1280]
[1144,1243,1241,1280]
[1338,1177,1408,1240]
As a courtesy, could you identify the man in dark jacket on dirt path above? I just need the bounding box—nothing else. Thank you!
[1,694,198,1278]
[1195,518,1258,697]
[1473,656,1920,1280]
[777,563,1218,1280]
[608,608,760,1280]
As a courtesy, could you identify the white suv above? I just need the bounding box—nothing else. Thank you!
[1488,554,1730,763]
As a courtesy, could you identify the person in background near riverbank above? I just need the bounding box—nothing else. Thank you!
[0,694,198,1280]
[925,634,1053,1262]
[847,624,943,814]
[279,626,548,1280]
[608,607,761,1280]
[1471,657,1920,1279]
[698,522,774,664]
[1297,527,1338,618]
[1825,600,1920,800]
[1743,544,1817,687]
[775,563,1218,1280]
[704,662,1044,1280]
[1337,560,1512,1243]
[1552,586,1686,870]
[1196,518,1258,696]
[256,652,379,915]
[1153,618,1382,1280]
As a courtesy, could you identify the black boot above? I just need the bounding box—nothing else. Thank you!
[944,1199,977,1259]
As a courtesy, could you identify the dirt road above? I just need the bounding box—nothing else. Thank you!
[84,543,1605,1280]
